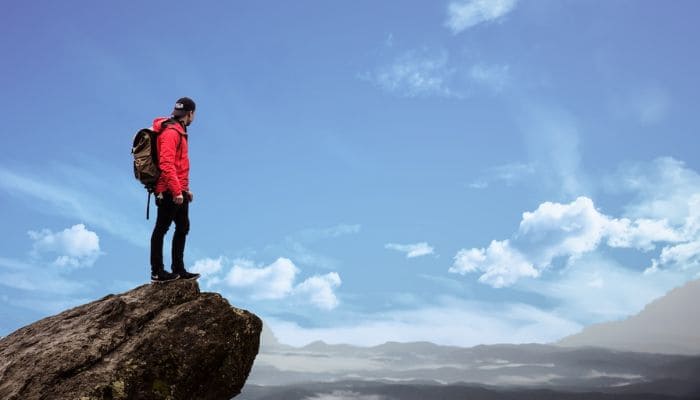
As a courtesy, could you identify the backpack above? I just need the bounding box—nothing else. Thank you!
[132,128,160,192]
[131,119,181,219]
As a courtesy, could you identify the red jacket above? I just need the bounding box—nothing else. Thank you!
[153,117,189,195]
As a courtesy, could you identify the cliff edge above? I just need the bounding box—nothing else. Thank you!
[0,279,262,400]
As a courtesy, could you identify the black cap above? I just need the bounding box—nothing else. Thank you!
[172,97,196,117]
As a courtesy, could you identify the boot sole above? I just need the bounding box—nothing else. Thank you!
[151,276,181,284]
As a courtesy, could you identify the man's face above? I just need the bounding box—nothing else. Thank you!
[186,110,196,126]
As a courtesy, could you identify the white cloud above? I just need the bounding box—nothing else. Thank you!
[226,257,299,300]
[191,257,224,277]
[191,257,226,287]
[656,240,700,270]
[606,218,683,251]
[364,49,460,98]
[446,0,518,34]
[192,224,353,309]
[294,272,342,310]
[608,157,700,272]
[0,226,99,318]
[265,254,690,348]
[613,157,700,224]
[465,165,700,282]
[452,196,690,287]
[385,242,435,258]
[28,224,101,268]
[519,197,608,256]
[450,240,537,288]
[197,256,344,310]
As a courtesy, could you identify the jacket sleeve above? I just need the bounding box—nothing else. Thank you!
[158,128,182,195]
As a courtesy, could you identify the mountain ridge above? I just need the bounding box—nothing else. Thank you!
[557,278,700,354]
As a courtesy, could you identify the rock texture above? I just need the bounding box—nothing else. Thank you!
[0,280,262,400]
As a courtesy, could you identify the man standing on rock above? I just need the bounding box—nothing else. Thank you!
[150,97,201,283]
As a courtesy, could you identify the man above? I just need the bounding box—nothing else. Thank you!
[150,97,201,283]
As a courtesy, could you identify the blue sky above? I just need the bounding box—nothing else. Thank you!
[2,0,700,346]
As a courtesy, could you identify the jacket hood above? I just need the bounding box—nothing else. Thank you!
[152,117,185,133]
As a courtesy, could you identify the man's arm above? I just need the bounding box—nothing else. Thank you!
[158,128,183,196]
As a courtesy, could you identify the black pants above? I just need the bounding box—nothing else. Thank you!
[150,191,190,274]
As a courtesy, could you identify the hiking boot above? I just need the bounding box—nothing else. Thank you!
[151,270,179,283]
[175,270,200,280]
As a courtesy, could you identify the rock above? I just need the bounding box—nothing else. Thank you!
[0,280,262,400]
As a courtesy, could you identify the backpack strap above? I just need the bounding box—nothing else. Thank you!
[146,191,152,220]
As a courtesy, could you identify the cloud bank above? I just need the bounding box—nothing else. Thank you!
[453,157,700,287]
[450,196,687,287]
[227,258,299,300]
[193,257,342,310]
[266,297,580,347]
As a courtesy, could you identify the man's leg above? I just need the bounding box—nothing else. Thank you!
[150,193,176,276]
[171,192,190,273]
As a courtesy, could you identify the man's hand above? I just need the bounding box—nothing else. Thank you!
[186,191,194,203]
[174,194,184,205]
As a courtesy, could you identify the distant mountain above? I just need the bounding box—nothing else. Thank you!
[558,279,700,355]
[247,280,700,398]
[248,337,700,395]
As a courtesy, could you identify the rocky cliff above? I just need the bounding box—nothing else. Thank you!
[0,280,262,400]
